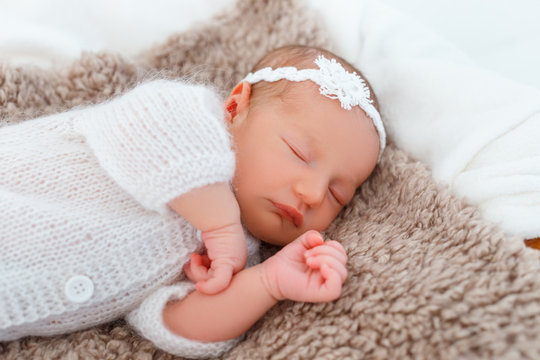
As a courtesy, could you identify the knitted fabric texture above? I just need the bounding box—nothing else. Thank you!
[2,0,540,359]
[0,80,260,357]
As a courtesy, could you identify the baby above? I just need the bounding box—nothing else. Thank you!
[0,45,384,358]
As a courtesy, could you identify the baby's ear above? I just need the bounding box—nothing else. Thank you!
[224,81,251,124]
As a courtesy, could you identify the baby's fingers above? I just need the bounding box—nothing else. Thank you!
[318,263,343,302]
[196,263,234,295]
[184,254,211,283]
[299,230,325,249]
[306,254,348,282]
[304,241,347,264]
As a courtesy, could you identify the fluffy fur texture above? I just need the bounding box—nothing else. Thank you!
[1,0,540,359]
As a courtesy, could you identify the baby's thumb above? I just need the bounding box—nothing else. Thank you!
[299,230,324,249]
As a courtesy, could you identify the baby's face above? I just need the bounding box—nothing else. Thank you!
[228,82,380,245]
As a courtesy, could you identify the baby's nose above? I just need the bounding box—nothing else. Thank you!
[294,176,328,207]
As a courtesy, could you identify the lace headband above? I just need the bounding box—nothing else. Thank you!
[242,55,386,162]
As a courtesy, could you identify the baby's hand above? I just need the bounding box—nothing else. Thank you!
[260,230,348,302]
[184,222,247,295]
[168,182,247,295]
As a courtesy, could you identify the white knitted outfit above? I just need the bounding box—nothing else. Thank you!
[0,80,260,358]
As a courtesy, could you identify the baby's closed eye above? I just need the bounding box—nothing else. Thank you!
[283,138,307,163]
[328,187,344,206]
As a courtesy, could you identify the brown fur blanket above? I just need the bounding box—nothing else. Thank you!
[1,0,540,359]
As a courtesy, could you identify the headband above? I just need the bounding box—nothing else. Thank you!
[242,55,386,161]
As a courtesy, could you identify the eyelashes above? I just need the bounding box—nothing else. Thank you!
[328,187,344,206]
[285,140,306,162]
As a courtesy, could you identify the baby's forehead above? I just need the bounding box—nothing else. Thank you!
[280,82,366,118]
[282,87,377,141]
[274,80,326,106]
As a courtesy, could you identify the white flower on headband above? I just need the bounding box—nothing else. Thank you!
[314,56,371,111]
[242,55,386,161]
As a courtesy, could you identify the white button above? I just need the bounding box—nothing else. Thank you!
[65,275,94,303]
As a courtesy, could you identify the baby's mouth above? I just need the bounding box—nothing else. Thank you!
[272,202,304,227]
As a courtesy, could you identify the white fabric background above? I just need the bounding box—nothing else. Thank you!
[1,0,539,90]
[383,0,540,90]
[324,0,540,239]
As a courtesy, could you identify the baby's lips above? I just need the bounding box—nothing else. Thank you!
[272,201,304,227]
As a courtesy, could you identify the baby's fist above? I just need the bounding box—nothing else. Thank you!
[260,230,348,303]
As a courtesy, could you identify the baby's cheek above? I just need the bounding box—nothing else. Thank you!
[312,208,339,230]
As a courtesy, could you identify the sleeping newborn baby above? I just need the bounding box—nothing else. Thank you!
[0,45,385,358]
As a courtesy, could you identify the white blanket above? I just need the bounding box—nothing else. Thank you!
[310,0,540,239]
[1,0,539,239]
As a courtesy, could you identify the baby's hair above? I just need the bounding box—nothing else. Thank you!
[248,45,379,111]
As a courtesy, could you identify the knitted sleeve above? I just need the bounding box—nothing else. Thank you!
[73,80,235,214]
[125,234,260,358]
[126,282,242,359]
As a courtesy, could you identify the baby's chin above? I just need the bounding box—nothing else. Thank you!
[243,219,299,246]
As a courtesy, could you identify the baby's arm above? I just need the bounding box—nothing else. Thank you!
[163,231,348,342]
[168,182,247,295]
